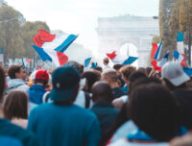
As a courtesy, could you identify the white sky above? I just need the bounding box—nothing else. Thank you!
[6,0,159,49]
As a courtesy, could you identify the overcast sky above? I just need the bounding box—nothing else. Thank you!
[6,0,159,49]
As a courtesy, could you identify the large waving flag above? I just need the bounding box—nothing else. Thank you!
[32,29,78,66]
[106,43,138,66]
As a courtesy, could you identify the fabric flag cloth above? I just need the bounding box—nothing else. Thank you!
[84,57,92,68]
[154,41,163,60]
[151,51,170,72]
[158,51,169,67]
[183,67,192,76]
[32,29,78,67]
[123,56,138,65]
[150,43,158,61]
[106,51,117,60]
[173,50,187,67]
[91,62,97,69]
[177,32,184,53]
[106,43,138,66]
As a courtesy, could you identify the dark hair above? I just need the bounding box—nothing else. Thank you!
[94,66,103,72]
[8,65,22,79]
[128,77,162,95]
[113,64,123,71]
[4,91,28,120]
[128,71,146,83]
[138,67,146,74]
[102,70,120,85]
[128,83,180,141]
[82,70,101,93]
[120,66,136,80]
[34,79,48,87]
[103,58,109,65]
[91,81,113,102]
[66,61,84,74]
[0,66,5,102]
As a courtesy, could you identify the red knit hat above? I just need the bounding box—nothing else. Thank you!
[35,70,49,81]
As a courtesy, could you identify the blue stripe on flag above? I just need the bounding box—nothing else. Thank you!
[173,50,180,60]
[55,34,78,53]
[158,51,169,67]
[183,67,192,76]
[123,56,138,65]
[84,57,92,67]
[154,41,163,60]
[91,62,97,69]
[32,45,52,62]
[177,32,184,42]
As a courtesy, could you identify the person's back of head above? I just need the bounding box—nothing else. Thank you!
[91,81,113,103]
[3,91,28,120]
[128,77,162,95]
[66,61,84,75]
[162,61,190,90]
[82,70,101,93]
[49,65,81,105]
[128,71,146,83]
[101,69,120,88]
[119,65,136,82]
[8,65,25,80]
[127,71,147,90]
[34,69,49,87]
[113,64,123,72]
[128,83,180,141]
[103,57,109,66]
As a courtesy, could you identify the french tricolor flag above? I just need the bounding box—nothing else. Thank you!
[32,29,78,67]
[106,51,138,65]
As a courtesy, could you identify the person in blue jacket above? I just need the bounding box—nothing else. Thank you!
[28,65,101,146]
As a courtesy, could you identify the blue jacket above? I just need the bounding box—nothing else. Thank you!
[28,84,46,104]
[0,118,39,146]
[91,102,119,136]
[28,103,101,146]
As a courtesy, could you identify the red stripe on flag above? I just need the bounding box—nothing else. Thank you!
[57,52,68,66]
[106,51,117,60]
[33,29,56,47]
[150,43,158,61]
[151,60,161,72]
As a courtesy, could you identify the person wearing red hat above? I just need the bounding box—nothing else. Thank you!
[28,69,49,113]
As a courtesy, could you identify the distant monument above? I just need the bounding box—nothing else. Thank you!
[96,15,159,67]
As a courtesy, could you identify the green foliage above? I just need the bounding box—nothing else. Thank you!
[0,4,50,61]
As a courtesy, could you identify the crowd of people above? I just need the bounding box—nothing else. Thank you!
[0,58,192,146]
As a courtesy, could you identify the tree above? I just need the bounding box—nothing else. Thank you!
[0,4,51,63]
[159,0,179,59]
[21,21,50,58]
[0,5,25,61]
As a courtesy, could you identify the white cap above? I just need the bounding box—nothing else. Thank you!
[162,61,190,86]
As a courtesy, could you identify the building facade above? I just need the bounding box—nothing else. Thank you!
[96,15,159,67]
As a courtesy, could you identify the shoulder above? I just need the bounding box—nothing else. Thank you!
[0,119,38,145]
